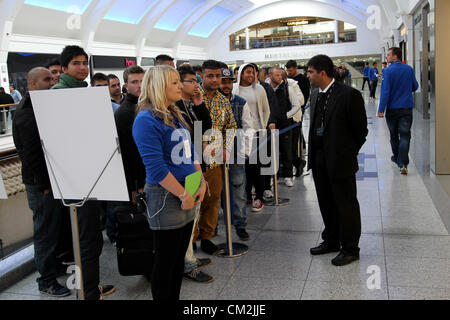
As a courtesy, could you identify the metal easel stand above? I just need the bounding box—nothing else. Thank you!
[265,130,290,207]
[41,140,120,300]
[217,164,248,258]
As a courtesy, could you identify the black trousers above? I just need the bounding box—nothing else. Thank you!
[362,77,370,91]
[246,133,267,201]
[151,220,194,301]
[279,127,293,178]
[370,80,378,98]
[312,149,361,255]
[76,201,104,300]
[291,123,307,172]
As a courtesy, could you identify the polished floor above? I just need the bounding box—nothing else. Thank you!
[1,90,450,300]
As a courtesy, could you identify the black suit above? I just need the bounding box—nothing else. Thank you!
[308,81,368,255]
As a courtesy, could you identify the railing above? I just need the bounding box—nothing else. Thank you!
[230,30,357,51]
[0,103,18,136]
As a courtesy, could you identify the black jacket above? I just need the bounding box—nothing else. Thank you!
[307,81,368,179]
[260,81,280,127]
[273,82,293,129]
[115,94,146,194]
[0,93,14,105]
[291,73,311,106]
[12,93,51,190]
[175,99,212,143]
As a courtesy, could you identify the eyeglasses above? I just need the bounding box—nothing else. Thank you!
[182,79,198,84]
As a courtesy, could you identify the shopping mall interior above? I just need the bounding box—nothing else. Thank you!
[0,0,449,302]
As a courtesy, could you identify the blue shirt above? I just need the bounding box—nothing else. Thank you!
[368,68,379,82]
[378,61,419,113]
[10,90,22,110]
[133,109,197,185]
[363,66,370,78]
[111,102,120,113]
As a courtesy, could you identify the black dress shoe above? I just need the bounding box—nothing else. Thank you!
[201,240,225,256]
[331,252,360,266]
[310,242,340,255]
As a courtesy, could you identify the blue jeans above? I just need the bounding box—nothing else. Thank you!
[386,108,413,168]
[221,164,247,230]
[25,185,65,288]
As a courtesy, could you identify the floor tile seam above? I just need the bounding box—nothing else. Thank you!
[384,255,450,261]
[251,230,320,236]
[374,160,390,300]
[380,231,449,236]
[229,273,309,282]
[213,274,233,299]
[301,278,390,293]
[384,280,450,291]
[385,283,450,291]
[382,234,450,239]
[262,228,323,233]
[300,242,316,300]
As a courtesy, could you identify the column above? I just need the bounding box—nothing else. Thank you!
[245,27,250,50]
[334,20,339,43]
[431,0,450,174]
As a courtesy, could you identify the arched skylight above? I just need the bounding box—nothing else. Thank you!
[154,0,206,32]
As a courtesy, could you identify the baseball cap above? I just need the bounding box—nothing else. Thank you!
[221,68,235,79]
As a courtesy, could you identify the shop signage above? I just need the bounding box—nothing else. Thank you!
[92,55,137,69]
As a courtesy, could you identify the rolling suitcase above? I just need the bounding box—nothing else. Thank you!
[115,204,154,277]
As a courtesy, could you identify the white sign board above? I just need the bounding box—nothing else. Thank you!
[0,174,7,199]
[30,87,129,202]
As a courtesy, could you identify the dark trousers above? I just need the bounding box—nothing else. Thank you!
[386,108,413,168]
[246,133,267,201]
[279,126,293,178]
[76,201,104,300]
[370,80,378,98]
[312,150,361,256]
[362,77,370,91]
[25,185,66,288]
[151,221,194,301]
[291,123,306,173]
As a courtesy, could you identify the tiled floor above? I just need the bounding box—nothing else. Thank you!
[1,92,450,300]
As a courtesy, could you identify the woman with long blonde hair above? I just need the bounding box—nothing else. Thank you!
[133,65,206,301]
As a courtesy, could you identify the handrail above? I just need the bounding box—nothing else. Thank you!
[0,104,18,109]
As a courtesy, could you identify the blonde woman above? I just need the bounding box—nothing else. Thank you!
[132,65,206,301]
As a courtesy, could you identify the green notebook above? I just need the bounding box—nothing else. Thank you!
[185,170,202,198]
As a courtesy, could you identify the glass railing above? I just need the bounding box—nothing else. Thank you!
[0,151,33,262]
[231,33,336,51]
[0,103,17,137]
[231,30,357,51]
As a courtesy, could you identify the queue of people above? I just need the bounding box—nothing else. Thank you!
[13,44,416,301]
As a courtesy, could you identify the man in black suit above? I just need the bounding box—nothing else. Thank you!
[306,55,368,266]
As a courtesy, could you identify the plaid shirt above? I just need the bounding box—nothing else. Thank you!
[201,88,237,168]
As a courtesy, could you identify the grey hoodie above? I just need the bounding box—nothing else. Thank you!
[233,63,270,130]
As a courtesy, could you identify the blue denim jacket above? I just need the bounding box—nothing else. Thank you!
[144,184,196,231]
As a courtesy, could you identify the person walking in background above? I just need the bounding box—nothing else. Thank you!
[362,62,370,91]
[8,84,22,121]
[368,62,379,100]
[377,47,419,175]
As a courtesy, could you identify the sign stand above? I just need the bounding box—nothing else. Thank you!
[217,164,248,258]
[265,130,290,207]
[42,140,120,300]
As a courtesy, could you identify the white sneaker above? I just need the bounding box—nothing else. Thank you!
[264,190,274,199]
[285,178,294,187]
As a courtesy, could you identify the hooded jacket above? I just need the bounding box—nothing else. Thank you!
[232,63,270,130]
